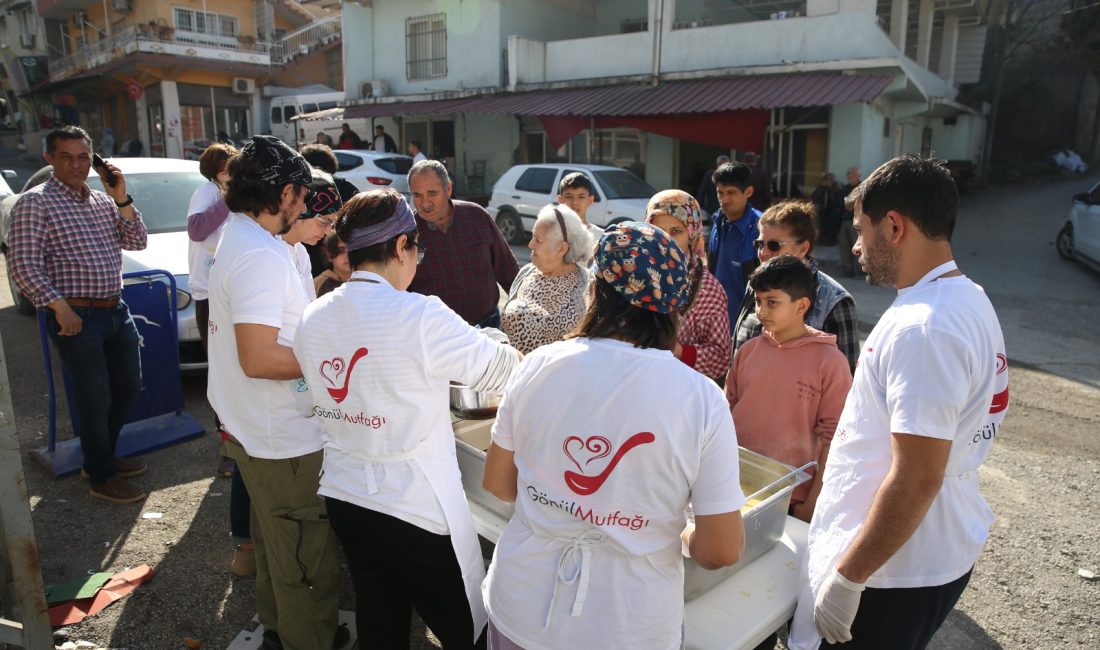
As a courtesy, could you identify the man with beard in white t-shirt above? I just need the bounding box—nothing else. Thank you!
[789,155,1009,650]
[208,136,348,650]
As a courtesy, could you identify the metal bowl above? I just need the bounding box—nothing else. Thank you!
[449,383,501,420]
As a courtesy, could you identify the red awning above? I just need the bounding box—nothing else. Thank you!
[344,73,894,120]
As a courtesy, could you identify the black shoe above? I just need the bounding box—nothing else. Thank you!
[263,624,350,649]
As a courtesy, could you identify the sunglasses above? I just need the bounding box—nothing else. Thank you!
[313,215,337,230]
[412,241,426,265]
[753,239,800,252]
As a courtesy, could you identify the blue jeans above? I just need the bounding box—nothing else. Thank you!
[46,301,143,484]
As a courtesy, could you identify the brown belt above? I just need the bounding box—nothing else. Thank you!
[67,296,120,308]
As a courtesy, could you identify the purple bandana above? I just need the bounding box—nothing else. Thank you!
[594,222,688,314]
[345,195,417,252]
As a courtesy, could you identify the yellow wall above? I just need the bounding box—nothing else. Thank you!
[68,0,260,45]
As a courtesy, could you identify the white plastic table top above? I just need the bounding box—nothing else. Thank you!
[468,501,809,650]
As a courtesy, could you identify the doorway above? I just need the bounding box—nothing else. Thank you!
[766,107,830,199]
[678,140,731,196]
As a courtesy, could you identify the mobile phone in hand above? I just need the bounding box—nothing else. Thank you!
[92,153,118,187]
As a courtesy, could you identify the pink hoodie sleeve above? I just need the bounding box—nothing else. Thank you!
[725,346,743,411]
[814,349,853,442]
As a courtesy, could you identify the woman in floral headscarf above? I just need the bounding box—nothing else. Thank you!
[645,189,731,381]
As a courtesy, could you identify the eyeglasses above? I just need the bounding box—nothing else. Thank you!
[753,239,800,252]
[412,241,426,265]
[313,215,337,230]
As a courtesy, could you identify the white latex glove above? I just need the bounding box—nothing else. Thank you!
[814,568,866,644]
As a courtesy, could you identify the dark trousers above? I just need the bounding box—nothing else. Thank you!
[230,464,251,541]
[825,569,973,650]
[325,497,487,650]
[46,302,142,484]
[476,306,501,329]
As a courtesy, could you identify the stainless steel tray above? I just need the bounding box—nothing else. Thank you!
[683,449,813,600]
[453,420,811,601]
[454,419,515,520]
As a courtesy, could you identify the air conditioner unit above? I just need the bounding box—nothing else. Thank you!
[113,0,133,12]
[19,32,34,48]
[232,77,256,94]
[360,79,387,99]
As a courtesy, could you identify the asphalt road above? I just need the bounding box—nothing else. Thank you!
[1,151,1097,648]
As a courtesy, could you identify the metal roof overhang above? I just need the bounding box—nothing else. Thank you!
[344,73,896,120]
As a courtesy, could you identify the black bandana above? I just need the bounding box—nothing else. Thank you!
[241,135,311,187]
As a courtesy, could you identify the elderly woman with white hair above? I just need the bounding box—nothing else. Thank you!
[501,205,593,354]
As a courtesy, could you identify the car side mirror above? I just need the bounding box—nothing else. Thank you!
[2,170,16,181]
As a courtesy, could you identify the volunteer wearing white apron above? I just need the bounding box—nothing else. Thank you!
[294,189,522,649]
[186,142,236,479]
[789,156,1009,649]
[482,222,748,650]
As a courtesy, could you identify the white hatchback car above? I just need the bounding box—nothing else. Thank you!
[1,158,209,370]
[332,149,414,194]
[486,164,657,244]
[1057,179,1100,273]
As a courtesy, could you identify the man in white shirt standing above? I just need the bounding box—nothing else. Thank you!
[208,136,347,650]
[789,155,1009,650]
[407,140,427,163]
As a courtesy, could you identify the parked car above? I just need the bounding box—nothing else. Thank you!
[0,158,209,370]
[332,150,414,194]
[1057,179,1100,273]
[486,164,658,244]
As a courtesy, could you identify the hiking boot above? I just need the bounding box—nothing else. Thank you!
[230,544,256,577]
[89,476,146,504]
[80,457,147,480]
[263,624,350,649]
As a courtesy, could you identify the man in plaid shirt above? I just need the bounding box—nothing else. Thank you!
[406,160,518,326]
[8,126,148,504]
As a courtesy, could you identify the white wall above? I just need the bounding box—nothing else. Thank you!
[461,114,520,193]
[828,103,865,177]
[529,12,899,83]
[647,133,675,190]
[929,113,983,162]
[342,2,374,101]
[364,0,503,96]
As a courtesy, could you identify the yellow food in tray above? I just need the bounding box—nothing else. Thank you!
[741,497,763,512]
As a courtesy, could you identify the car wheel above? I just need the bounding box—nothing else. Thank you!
[4,255,34,315]
[1056,223,1075,260]
[496,210,526,245]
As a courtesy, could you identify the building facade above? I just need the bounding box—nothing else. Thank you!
[342,0,988,198]
[9,0,340,157]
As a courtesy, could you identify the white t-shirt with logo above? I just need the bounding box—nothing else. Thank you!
[792,264,1008,634]
[484,337,745,650]
[292,271,499,533]
[207,214,323,459]
[283,239,317,300]
[186,180,228,301]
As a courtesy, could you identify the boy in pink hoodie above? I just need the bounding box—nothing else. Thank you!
[725,254,852,522]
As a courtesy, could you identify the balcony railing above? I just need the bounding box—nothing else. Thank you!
[269,15,341,65]
[49,24,274,81]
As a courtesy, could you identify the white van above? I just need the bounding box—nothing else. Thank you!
[268,91,343,145]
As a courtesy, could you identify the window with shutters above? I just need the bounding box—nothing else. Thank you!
[406,13,447,81]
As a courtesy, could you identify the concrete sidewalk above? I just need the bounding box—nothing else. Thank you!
[812,175,1100,389]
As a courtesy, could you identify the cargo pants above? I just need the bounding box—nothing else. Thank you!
[223,439,340,650]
